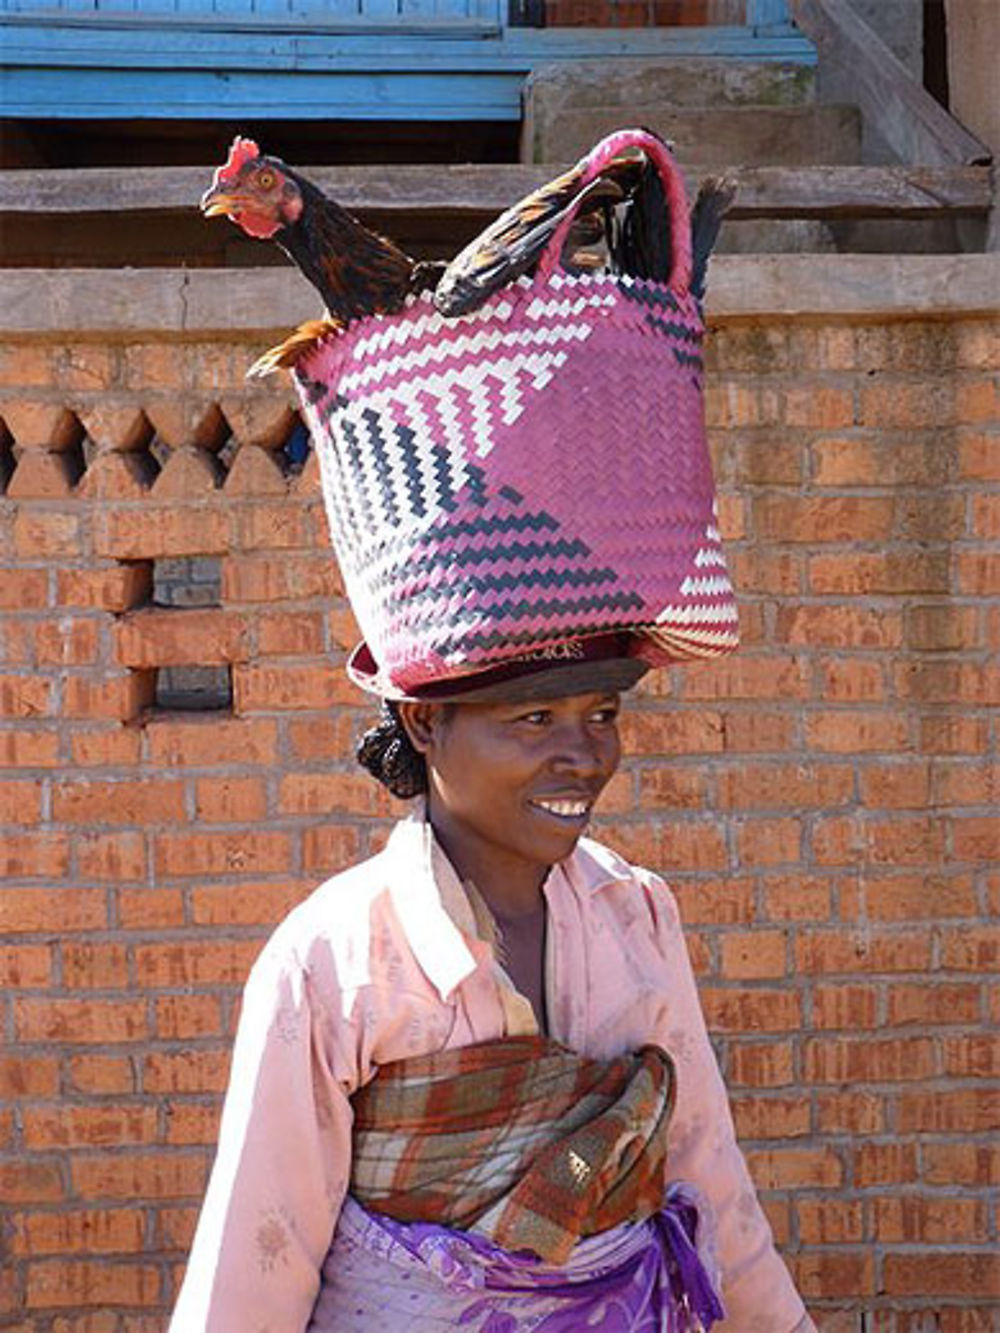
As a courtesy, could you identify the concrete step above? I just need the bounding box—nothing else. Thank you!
[525,103,862,168]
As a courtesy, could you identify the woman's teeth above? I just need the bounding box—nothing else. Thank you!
[532,799,589,819]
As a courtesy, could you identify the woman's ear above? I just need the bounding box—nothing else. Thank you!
[396,701,440,755]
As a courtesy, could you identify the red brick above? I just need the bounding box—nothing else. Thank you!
[0,1055,59,1099]
[56,563,152,613]
[809,549,950,595]
[221,552,341,602]
[858,760,931,809]
[155,994,224,1041]
[61,942,129,989]
[0,1160,65,1203]
[278,770,389,817]
[255,610,325,656]
[888,982,982,1026]
[94,506,230,559]
[145,714,278,767]
[16,997,147,1044]
[0,942,51,987]
[34,618,100,667]
[115,607,250,669]
[681,655,808,701]
[190,879,313,927]
[135,938,260,989]
[951,816,1000,862]
[730,1094,810,1141]
[0,567,49,609]
[327,604,363,650]
[655,820,729,872]
[234,662,356,713]
[668,878,755,926]
[883,1253,1000,1300]
[955,375,1000,424]
[795,1197,864,1244]
[942,1034,1000,1078]
[716,761,853,810]
[230,502,313,550]
[164,1101,224,1146]
[287,713,358,762]
[0,778,44,825]
[805,710,909,753]
[13,511,82,558]
[957,550,1000,596]
[0,886,104,932]
[0,728,60,768]
[142,1049,231,1094]
[71,1151,208,1201]
[53,777,185,825]
[863,870,978,919]
[795,928,932,974]
[22,1105,158,1150]
[700,987,801,1032]
[69,726,143,768]
[777,603,902,649]
[26,1259,161,1307]
[62,671,154,722]
[156,1205,199,1251]
[301,824,365,874]
[811,983,879,1030]
[745,1146,843,1189]
[760,875,833,921]
[193,775,267,823]
[811,814,864,865]
[154,829,292,878]
[920,714,989,754]
[734,817,801,867]
[815,658,887,702]
[896,1088,1000,1133]
[719,930,787,979]
[117,887,186,929]
[815,1091,885,1135]
[923,1142,1000,1188]
[854,1140,918,1186]
[617,708,724,755]
[719,710,796,752]
[727,1041,794,1087]
[0,672,53,718]
[11,1208,145,1256]
[726,550,802,596]
[756,495,893,543]
[76,831,146,881]
[957,428,1000,480]
[67,1055,134,1097]
[804,1035,935,1083]
[791,1251,874,1299]
[905,602,982,652]
[932,758,1000,807]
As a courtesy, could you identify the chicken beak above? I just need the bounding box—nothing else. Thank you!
[200,185,238,219]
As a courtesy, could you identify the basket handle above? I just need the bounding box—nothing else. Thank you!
[536,128,692,297]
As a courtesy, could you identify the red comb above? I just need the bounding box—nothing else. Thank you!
[212,136,260,187]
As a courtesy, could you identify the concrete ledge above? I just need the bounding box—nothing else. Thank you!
[1,255,998,337]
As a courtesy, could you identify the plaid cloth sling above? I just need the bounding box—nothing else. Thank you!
[349,1035,676,1266]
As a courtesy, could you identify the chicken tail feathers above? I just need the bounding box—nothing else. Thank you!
[690,175,736,302]
[247,318,343,378]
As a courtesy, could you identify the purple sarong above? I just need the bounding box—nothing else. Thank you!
[307,1183,724,1332]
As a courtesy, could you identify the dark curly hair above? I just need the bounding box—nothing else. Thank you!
[356,701,429,799]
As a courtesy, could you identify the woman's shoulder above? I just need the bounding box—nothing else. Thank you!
[572,834,681,930]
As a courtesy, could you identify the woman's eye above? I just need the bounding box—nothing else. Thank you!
[590,706,619,724]
[517,709,550,726]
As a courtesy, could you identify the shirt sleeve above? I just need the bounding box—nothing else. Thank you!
[169,934,355,1333]
[639,871,810,1333]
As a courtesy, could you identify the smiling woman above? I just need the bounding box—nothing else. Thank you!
[170,129,816,1333]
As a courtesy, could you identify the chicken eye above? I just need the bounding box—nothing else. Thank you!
[256,169,276,189]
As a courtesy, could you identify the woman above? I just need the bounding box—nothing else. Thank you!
[169,636,814,1332]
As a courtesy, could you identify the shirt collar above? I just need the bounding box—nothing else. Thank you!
[381,803,630,1003]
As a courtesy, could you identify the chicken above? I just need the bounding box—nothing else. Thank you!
[434,136,734,317]
[200,137,439,372]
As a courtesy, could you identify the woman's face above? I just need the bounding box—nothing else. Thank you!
[400,691,622,907]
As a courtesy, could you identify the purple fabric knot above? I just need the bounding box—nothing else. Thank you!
[655,1186,726,1331]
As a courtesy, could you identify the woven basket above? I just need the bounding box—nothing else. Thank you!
[295,128,738,697]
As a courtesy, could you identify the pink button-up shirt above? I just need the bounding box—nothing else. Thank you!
[171,808,809,1333]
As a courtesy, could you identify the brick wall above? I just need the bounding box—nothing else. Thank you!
[1,268,997,1329]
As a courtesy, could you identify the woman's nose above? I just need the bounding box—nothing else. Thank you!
[549,725,606,777]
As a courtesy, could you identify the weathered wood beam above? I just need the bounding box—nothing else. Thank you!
[788,0,992,166]
[0,163,992,220]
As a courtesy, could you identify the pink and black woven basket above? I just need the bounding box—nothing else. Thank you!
[295,129,738,698]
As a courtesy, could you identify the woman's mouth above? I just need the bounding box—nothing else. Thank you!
[528,798,591,822]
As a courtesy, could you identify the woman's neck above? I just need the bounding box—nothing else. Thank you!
[427,805,548,919]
